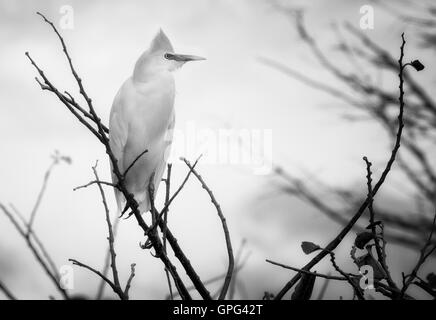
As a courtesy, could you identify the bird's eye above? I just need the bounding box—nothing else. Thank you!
[164,53,171,60]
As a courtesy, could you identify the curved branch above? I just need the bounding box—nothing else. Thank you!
[181,158,234,300]
[275,33,411,300]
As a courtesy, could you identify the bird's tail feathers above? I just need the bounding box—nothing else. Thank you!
[115,188,151,216]
[114,189,126,216]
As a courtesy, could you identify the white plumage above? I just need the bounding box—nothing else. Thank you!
[109,30,204,214]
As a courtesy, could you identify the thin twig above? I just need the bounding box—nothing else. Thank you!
[124,263,136,299]
[69,258,125,300]
[122,149,149,177]
[329,252,365,300]
[73,180,119,191]
[0,280,17,300]
[25,52,105,142]
[181,157,234,300]
[168,256,250,299]
[63,90,109,132]
[0,203,69,299]
[30,12,205,301]
[363,156,398,291]
[92,162,122,293]
[275,167,436,251]
[96,214,120,299]
[266,259,349,281]
[35,12,107,133]
[157,222,206,299]
[9,204,60,281]
[163,164,173,252]
[400,212,436,297]
[150,155,202,231]
[28,160,55,233]
[162,164,174,300]
[275,33,410,300]
[269,5,436,251]
[229,239,247,300]
[316,274,331,300]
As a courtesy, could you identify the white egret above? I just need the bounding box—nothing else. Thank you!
[109,29,205,214]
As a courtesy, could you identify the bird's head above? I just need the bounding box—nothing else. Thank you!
[133,29,205,81]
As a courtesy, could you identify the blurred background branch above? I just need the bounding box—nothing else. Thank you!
[263,1,436,254]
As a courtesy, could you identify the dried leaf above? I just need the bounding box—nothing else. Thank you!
[410,59,425,71]
[354,232,374,249]
[301,241,321,255]
[426,273,436,289]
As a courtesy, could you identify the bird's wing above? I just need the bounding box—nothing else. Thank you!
[109,113,128,174]
[153,112,175,189]
[164,112,176,163]
[109,87,130,211]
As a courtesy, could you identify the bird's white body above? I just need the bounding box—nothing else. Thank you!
[109,74,175,213]
[109,30,203,214]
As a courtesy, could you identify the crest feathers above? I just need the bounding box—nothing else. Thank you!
[150,29,174,53]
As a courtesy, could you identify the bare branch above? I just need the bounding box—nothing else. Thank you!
[122,149,149,178]
[92,162,122,292]
[363,157,398,291]
[316,275,331,300]
[28,161,54,232]
[0,203,69,299]
[25,52,104,142]
[275,33,412,300]
[162,164,174,300]
[69,258,125,300]
[152,155,202,229]
[28,12,220,301]
[266,259,349,281]
[73,180,119,191]
[401,212,436,297]
[0,280,17,300]
[169,254,250,300]
[124,263,136,299]
[96,214,120,300]
[329,252,365,300]
[181,157,234,300]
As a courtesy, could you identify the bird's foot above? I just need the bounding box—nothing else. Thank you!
[119,202,130,218]
[123,211,135,219]
[139,238,153,250]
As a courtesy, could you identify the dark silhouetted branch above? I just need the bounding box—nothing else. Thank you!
[275,33,412,300]
[122,149,149,177]
[124,263,136,299]
[92,162,122,294]
[0,280,17,300]
[0,203,69,299]
[266,259,349,281]
[401,212,436,297]
[181,157,234,300]
[162,163,174,300]
[69,258,125,300]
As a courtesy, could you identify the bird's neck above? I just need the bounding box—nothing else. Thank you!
[133,53,165,83]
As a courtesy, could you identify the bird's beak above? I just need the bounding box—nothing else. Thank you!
[165,53,206,62]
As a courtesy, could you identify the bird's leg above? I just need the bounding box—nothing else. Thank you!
[124,211,135,219]
[139,238,153,250]
[142,172,164,255]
